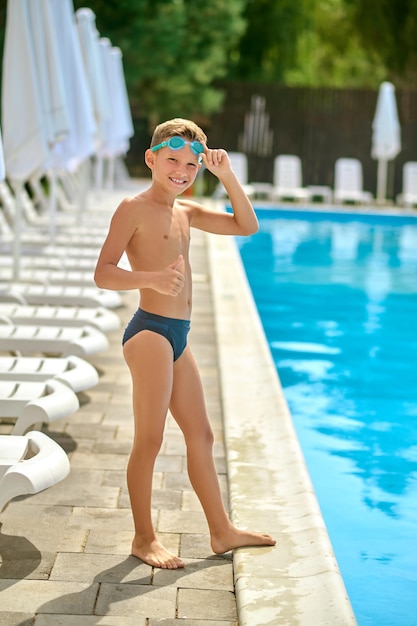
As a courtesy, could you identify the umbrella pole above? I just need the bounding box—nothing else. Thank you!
[11,180,23,281]
[377,159,388,203]
[106,156,115,190]
[77,159,89,222]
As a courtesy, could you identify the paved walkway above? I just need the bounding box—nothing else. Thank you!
[0,206,237,624]
[0,186,358,625]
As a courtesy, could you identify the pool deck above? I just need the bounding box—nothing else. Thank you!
[0,185,357,625]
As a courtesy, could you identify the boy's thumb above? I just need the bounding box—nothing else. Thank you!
[170,254,183,270]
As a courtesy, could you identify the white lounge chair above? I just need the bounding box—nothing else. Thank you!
[0,355,98,392]
[0,210,102,258]
[0,303,120,332]
[0,268,97,287]
[0,321,109,357]
[213,152,255,198]
[397,162,417,207]
[0,254,98,272]
[0,181,106,247]
[0,284,122,309]
[0,378,79,435]
[271,155,312,202]
[333,158,373,204]
[0,430,70,512]
[26,177,111,232]
[0,247,129,271]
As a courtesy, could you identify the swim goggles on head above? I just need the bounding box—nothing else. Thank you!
[151,136,204,157]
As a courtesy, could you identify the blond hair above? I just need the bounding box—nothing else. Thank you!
[150,118,207,148]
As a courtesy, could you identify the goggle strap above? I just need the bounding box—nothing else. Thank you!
[151,137,204,155]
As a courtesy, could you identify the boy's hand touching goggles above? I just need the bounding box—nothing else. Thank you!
[151,136,204,157]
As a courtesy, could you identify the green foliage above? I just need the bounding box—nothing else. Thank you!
[284,0,387,87]
[229,0,309,82]
[228,0,387,87]
[73,0,247,127]
[342,0,417,84]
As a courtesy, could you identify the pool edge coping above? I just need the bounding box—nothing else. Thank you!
[206,221,358,626]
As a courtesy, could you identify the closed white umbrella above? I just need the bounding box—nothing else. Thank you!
[110,46,134,154]
[99,39,134,188]
[2,0,98,275]
[76,8,112,190]
[2,0,72,277]
[75,8,111,156]
[47,0,97,217]
[2,0,51,182]
[49,0,96,173]
[371,81,401,202]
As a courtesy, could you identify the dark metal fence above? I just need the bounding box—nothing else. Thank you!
[127,82,417,201]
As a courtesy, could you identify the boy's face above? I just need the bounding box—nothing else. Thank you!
[146,136,203,192]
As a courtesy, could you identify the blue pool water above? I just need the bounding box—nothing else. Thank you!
[236,208,417,626]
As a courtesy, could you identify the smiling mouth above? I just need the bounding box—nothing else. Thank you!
[170,177,187,185]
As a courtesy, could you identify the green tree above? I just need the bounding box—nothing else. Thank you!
[73,0,247,127]
[342,0,417,85]
[284,0,387,87]
[227,0,387,88]
[229,0,309,82]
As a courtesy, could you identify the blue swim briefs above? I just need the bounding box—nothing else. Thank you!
[122,308,190,361]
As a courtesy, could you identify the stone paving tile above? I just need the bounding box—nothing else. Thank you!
[0,612,35,626]
[68,451,128,470]
[180,533,215,559]
[25,468,121,507]
[95,583,177,618]
[92,440,132,455]
[181,490,203,512]
[158,510,208,535]
[149,488,182,510]
[0,580,98,613]
[0,504,87,554]
[148,621,237,626]
[84,529,133,556]
[64,422,118,441]
[68,506,134,530]
[177,588,238,621]
[0,549,55,581]
[153,556,234,591]
[101,469,127,488]
[35,617,146,626]
[50,553,151,584]
[154,453,184,473]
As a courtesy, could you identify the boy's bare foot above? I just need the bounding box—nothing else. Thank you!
[131,539,185,569]
[211,526,276,555]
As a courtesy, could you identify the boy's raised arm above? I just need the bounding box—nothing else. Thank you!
[192,148,258,236]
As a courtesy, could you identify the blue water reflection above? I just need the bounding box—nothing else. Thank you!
[236,209,417,626]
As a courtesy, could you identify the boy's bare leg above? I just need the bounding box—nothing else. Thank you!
[170,347,276,554]
[123,331,185,569]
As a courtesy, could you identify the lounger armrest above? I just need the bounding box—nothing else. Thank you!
[89,308,121,332]
[0,288,27,304]
[54,355,99,391]
[61,326,109,357]
[272,186,312,201]
[14,380,79,435]
[0,431,70,512]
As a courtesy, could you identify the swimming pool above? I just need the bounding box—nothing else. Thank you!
[236,207,417,626]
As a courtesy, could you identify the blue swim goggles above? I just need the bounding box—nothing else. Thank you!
[151,136,204,157]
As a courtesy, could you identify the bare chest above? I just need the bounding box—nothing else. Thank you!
[127,208,190,269]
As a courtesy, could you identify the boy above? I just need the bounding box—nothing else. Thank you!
[94,118,276,569]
